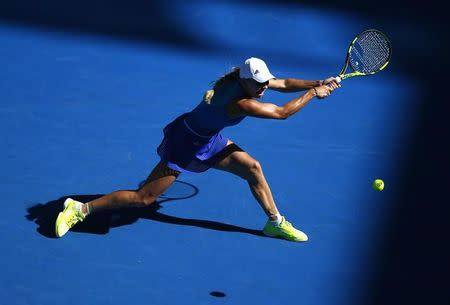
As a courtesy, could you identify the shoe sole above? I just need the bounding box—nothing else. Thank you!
[263,230,307,242]
[55,199,75,238]
[55,212,67,237]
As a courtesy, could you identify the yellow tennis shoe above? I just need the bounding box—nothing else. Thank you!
[263,216,308,242]
[55,198,86,237]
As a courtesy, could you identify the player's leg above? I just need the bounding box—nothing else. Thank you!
[55,161,180,237]
[212,140,308,242]
[84,161,180,213]
[212,141,279,220]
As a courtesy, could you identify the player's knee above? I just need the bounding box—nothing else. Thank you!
[247,159,263,181]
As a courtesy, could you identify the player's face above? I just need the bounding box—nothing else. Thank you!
[241,78,269,98]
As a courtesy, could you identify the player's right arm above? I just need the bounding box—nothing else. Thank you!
[228,85,334,120]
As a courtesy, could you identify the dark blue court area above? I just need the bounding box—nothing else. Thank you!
[1,1,449,305]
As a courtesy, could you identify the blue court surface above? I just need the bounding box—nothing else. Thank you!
[1,1,448,305]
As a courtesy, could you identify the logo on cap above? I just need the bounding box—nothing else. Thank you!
[254,69,260,74]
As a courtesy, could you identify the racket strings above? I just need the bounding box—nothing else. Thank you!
[350,31,391,74]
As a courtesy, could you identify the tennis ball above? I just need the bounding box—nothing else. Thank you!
[372,179,384,191]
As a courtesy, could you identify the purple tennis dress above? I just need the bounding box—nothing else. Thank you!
[157,79,247,173]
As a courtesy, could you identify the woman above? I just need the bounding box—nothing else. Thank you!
[56,57,341,241]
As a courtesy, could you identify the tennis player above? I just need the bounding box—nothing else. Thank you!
[56,57,341,241]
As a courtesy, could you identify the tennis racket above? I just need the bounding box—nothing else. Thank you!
[333,29,392,83]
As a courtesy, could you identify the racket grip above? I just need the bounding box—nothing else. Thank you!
[326,76,342,88]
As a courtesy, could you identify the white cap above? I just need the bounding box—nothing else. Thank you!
[239,57,275,83]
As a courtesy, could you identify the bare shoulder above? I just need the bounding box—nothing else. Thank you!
[227,98,284,119]
[226,98,258,119]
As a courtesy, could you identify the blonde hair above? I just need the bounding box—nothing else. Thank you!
[202,67,240,104]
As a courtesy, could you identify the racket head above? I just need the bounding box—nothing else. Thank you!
[340,29,392,79]
[350,29,392,74]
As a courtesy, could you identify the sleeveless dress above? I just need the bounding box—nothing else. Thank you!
[157,79,246,173]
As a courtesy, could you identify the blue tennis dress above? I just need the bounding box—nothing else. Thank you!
[157,79,247,173]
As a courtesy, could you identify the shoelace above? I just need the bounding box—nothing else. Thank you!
[65,211,82,227]
[281,220,299,234]
[284,221,293,228]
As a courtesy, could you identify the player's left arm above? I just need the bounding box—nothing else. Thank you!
[268,77,341,93]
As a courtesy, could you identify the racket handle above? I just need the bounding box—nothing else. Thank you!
[325,76,342,88]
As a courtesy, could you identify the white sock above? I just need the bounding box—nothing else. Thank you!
[74,201,87,216]
[84,202,91,215]
[270,213,283,226]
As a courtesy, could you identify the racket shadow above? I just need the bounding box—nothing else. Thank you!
[25,181,264,239]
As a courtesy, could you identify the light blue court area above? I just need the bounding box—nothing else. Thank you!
[1,1,420,305]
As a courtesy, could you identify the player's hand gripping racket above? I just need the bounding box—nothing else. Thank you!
[332,29,392,84]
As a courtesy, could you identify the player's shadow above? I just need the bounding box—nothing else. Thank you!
[25,181,264,239]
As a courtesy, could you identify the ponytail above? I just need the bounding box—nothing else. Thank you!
[212,67,240,90]
[202,67,240,104]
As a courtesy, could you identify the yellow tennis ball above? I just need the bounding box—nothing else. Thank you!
[372,179,384,191]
